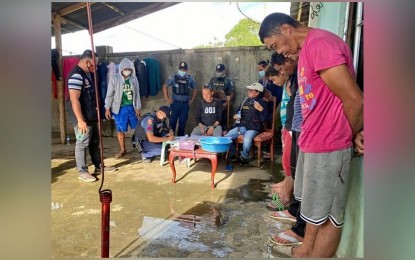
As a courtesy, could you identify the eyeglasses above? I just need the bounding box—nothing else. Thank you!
[248,89,258,92]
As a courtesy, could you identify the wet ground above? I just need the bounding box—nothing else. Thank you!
[51,136,292,258]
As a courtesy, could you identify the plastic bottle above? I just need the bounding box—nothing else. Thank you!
[235,111,241,124]
[66,135,70,145]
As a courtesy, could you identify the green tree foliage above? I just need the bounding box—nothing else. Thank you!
[224,18,262,47]
[194,18,261,49]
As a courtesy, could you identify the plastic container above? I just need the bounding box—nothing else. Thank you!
[199,137,232,153]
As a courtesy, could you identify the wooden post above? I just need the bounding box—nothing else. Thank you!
[53,14,67,144]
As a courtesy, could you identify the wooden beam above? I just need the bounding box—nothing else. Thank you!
[53,2,91,16]
[102,2,125,16]
[61,16,88,30]
[52,14,67,145]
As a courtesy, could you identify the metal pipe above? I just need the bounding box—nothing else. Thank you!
[100,190,112,258]
[342,2,350,41]
[353,2,363,72]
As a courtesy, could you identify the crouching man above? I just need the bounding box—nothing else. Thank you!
[133,106,175,163]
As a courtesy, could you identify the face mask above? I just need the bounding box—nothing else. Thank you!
[122,70,132,77]
[258,70,265,77]
[87,61,95,73]
[178,70,186,77]
[215,72,224,78]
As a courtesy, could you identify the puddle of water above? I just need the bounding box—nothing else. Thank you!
[226,178,274,202]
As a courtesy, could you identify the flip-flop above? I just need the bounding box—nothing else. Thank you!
[270,232,303,246]
[266,195,288,211]
[266,193,279,200]
[268,211,296,223]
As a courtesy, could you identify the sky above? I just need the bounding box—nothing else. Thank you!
[51,2,291,55]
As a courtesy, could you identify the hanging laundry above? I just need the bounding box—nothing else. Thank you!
[63,57,80,100]
[143,57,161,96]
[97,62,108,119]
[107,62,117,84]
[51,49,60,99]
[134,58,149,97]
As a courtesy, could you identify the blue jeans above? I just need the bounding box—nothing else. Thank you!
[142,141,162,158]
[170,100,189,136]
[74,123,101,173]
[224,126,258,158]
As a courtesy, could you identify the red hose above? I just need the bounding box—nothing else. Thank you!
[86,3,112,258]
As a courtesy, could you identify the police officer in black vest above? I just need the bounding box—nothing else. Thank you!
[162,62,197,136]
[208,64,235,130]
[66,50,116,182]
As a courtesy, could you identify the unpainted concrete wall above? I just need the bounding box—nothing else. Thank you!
[51,46,273,136]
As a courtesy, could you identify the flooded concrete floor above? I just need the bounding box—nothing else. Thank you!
[51,136,290,258]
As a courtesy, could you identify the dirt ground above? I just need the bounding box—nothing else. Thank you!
[51,135,292,258]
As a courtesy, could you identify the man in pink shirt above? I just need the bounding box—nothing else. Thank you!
[260,13,363,257]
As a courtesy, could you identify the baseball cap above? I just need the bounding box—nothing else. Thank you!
[246,82,264,92]
[215,64,225,72]
[178,62,188,70]
[159,106,172,119]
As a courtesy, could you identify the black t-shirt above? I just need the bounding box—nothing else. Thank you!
[195,98,223,126]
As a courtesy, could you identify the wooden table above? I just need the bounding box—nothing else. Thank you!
[168,147,218,188]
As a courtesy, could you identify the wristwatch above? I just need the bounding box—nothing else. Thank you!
[212,125,217,129]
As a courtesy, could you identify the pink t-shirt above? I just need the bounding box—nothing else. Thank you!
[297,28,355,153]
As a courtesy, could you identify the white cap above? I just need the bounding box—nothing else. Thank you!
[246,82,264,92]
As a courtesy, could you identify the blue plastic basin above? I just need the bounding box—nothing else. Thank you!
[199,137,232,153]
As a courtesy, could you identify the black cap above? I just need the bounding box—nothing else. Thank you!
[215,64,225,72]
[159,106,172,119]
[178,61,188,70]
[258,60,269,66]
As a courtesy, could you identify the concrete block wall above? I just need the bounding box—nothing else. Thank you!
[51,46,273,136]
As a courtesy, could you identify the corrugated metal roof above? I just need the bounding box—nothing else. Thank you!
[51,2,179,36]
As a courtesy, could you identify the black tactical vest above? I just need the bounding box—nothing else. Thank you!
[134,113,169,141]
[173,75,190,95]
[66,65,98,123]
[210,77,226,91]
[239,98,263,132]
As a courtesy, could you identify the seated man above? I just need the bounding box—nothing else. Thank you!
[224,82,269,165]
[133,106,175,163]
[191,85,223,137]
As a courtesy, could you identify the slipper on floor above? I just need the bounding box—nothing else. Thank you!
[268,211,296,223]
[266,195,288,211]
[266,193,279,200]
[270,232,303,246]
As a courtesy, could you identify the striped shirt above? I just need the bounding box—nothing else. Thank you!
[68,72,92,91]
[291,90,303,132]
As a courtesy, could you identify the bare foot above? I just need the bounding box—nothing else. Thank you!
[115,150,126,158]
[271,180,284,188]
[291,245,311,258]
[278,193,291,206]
[271,185,283,195]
